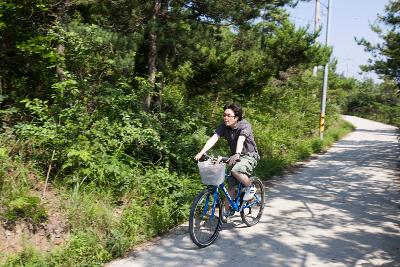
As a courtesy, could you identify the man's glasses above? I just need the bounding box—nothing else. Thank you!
[223,114,235,118]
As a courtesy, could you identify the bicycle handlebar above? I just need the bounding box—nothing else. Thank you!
[198,154,231,163]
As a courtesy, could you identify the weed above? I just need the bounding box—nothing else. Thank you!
[50,231,111,267]
[4,196,47,228]
[63,187,116,234]
[2,245,49,267]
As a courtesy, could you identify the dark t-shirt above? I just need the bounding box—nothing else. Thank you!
[215,119,259,160]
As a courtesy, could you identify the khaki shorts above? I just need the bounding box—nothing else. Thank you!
[227,155,258,185]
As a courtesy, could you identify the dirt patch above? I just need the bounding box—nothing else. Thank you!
[0,183,70,262]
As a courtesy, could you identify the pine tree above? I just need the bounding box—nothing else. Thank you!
[357,0,400,90]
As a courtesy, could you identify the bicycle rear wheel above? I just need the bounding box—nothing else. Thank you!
[241,177,265,226]
[189,188,222,248]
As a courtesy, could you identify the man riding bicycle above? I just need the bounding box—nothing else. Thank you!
[194,103,260,219]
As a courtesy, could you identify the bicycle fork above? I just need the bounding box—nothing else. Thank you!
[202,187,219,222]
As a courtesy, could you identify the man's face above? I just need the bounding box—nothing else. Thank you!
[223,108,238,128]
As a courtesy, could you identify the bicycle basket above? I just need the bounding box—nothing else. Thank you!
[197,160,226,185]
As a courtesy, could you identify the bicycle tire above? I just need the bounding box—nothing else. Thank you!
[240,177,265,226]
[189,188,222,248]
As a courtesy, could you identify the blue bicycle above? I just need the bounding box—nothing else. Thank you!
[189,155,265,247]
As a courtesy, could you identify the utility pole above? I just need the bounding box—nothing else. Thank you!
[312,0,321,76]
[319,0,332,140]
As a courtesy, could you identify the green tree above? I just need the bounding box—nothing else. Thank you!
[75,0,300,111]
[357,0,400,89]
[0,0,72,100]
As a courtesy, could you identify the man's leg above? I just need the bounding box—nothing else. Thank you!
[232,170,256,201]
[224,184,235,211]
[223,180,236,222]
[230,156,257,201]
[231,170,251,187]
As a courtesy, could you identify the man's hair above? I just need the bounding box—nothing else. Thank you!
[223,103,243,121]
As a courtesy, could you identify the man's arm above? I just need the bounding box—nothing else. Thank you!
[194,134,220,160]
[235,135,245,154]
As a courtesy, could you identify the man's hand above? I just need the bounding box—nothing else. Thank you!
[228,153,240,166]
[194,152,203,161]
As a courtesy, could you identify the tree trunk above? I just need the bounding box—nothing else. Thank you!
[54,0,70,83]
[143,0,162,112]
[144,29,157,111]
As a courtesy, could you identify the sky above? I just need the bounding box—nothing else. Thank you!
[287,0,391,82]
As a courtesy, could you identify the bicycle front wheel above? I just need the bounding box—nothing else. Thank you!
[189,188,222,248]
[241,177,265,226]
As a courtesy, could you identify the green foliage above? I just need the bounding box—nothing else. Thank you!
[357,0,400,86]
[59,115,162,189]
[15,99,58,145]
[344,79,400,127]
[3,230,111,267]
[0,95,19,130]
[63,188,116,234]
[254,118,354,177]
[320,119,355,148]
[119,168,201,243]
[261,20,331,78]
[0,133,47,231]
[51,231,112,267]
[2,246,49,267]
[4,196,47,226]
[17,35,60,66]
[104,228,131,258]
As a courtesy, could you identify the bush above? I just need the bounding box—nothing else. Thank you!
[254,116,354,178]
[119,167,201,245]
[4,196,47,227]
[3,230,113,267]
[50,231,112,267]
[0,133,47,230]
[63,188,116,234]
[2,246,49,267]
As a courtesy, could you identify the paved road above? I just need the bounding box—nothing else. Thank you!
[107,116,400,267]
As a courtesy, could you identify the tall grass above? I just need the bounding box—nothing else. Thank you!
[0,133,48,230]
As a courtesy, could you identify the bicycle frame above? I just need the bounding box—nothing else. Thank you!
[205,174,262,220]
[190,169,265,247]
